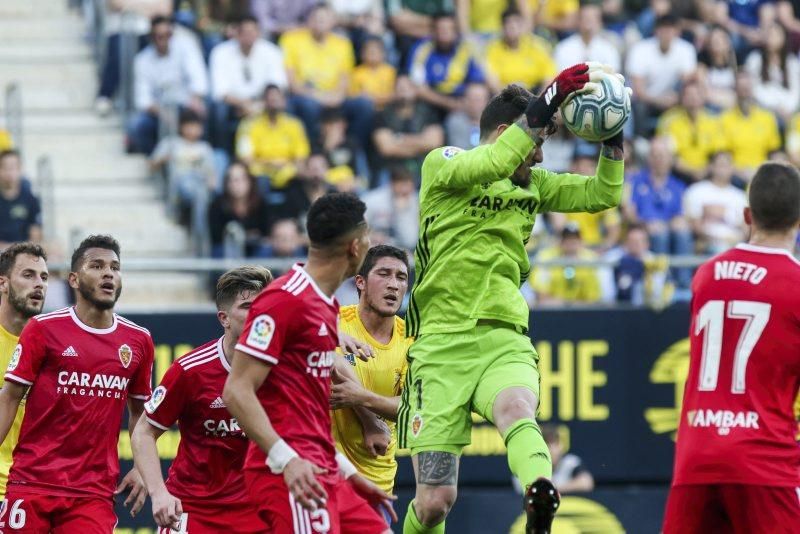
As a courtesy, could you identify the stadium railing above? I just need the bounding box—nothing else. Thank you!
[36,155,56,243]
[4,82,23,154]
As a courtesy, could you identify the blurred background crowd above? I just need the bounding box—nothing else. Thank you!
[3,0,800,308]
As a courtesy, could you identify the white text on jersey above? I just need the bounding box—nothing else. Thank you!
[57,371,130,398]
[687,409,759,436]
[714,261,767,285]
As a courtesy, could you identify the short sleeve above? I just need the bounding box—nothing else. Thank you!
[5,319,46,386]
[235,295,295,365]
[144,361,188,431]
[129,334,155,400]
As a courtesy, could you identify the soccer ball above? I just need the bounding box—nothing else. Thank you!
[560,72,631,142]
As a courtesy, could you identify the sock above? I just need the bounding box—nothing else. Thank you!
[403,500,446,534]
[503,418,552,488]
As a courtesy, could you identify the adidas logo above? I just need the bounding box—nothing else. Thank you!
[61,346,78,357]
[209,396,226,409]
[318,323,328,336]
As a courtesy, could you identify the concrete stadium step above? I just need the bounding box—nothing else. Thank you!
[0,42,92,62]
[117,273,208,309]
[25,155,149,182]
[54,182,162,203]
[0,81,96,111]
[0,0,70,16]
[0,62,97,86]
[23,132,127,158]
[0,16,83,41]
[56,221,189,255]
[21,111,122,133]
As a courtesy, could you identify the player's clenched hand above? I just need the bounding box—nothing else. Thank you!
[362,419,391,457]
[284,457,329,511]
[525,63,591,128]
[339,332,375,361]
[330,378,368,409]
[349,474,399,523]
[115,467,147,516]
[150,487,183,529]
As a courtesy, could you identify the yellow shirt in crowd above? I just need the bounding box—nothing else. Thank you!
[529,0,579,27]
[0,325,25,498]
[331,305,411,494]
[280,28,355,92]
[657,108,726,172]
[531,247,602,303]
[486,34,556,89]
[719,105,781,171]
[0,129,13,151]
[349,63,397,102]
[235,112,310,185]
[564,209,621,248]
[468,0,510,34]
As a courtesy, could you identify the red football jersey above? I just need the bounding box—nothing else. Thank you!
[235,264,340,483]
[145,337,250,506]
[4,307,154,497]
[673,244,800,486]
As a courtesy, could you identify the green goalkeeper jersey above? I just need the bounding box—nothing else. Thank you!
[406,124,624,337]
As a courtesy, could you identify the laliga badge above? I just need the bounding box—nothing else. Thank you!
[7,344,21,372]
[118,344,132,368]
[412,413,423,437]
[144,385,167,414]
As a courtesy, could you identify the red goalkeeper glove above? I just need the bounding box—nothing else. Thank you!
[525,63,591,129]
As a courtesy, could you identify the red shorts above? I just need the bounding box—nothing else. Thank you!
[663,484,800,534]
[244,470,388,534]
[0,489,115,533]
[156,499,267,534]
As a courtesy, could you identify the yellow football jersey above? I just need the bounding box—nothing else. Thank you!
[331,305,412,494]
[0,324,25,498]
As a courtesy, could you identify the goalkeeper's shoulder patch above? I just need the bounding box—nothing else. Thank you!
[441,146,463,159]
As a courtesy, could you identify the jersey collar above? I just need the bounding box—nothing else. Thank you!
[735,243,800,267]
[292,263,336,306]
[68,306,118,334]
[216,336,231,372]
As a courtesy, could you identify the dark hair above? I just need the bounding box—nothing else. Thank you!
[749,162,800,231]
[223,161,263,215]
[215,265,272,310]
[479,85,557,140]
[179,108,202,126]
[432,11,456,24]
[150,15,172,30]
[356,245,409,296]
[540,423,559,445]
[389,166,414,183]
[361,34,385,50]
[654,14,679,28]
[0,149,21,165]
[0,242,47,277]
[626,222,648,236]
[238,14,259,26]
[263,83,282,96]
[71,235,120,271]
[759,24,790,89]
[501,7,521,23]
[306,192,366,247]
[561,222,582,239]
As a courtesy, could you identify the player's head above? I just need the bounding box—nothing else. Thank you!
[541,423,563,464]
[0,242,48,319]
[306,193,370,277]
[479,84,556,188]
[355,245,410,317]
[69,235,122,311]
[215,265,273,340]
[745,162,800,239]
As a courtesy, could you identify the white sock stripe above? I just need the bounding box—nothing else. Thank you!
[181,354,218,370]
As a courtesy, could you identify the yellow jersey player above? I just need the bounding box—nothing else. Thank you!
[0,243,48,497]
[330,245,413,523]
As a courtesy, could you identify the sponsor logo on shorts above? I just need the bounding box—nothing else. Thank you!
[412,413,423,437]
[118,344,132,368]
[246,315,275,350]
[686,409,759,436]
[7,344,21,372]
[145,385,167,413]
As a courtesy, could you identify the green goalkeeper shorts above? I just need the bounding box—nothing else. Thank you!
[397,322,540,456]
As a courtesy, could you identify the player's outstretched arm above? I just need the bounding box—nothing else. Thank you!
[0,383,25,446]
[332,356,391,455]
[224,350,329,511]
[330,378,400,421]
[131,418,183,529]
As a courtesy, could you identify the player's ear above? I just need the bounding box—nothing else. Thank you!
[355,275,366,292]
[0,275,7,295]
[67,271,79,290]
[217,309,229,329]
[743,206,752,227]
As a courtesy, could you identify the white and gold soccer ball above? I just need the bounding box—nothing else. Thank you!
[560,71,632,143]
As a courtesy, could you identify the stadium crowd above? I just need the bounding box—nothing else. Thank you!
[3,0,800,308]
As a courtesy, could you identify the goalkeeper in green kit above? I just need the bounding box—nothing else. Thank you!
[397,63,627,534]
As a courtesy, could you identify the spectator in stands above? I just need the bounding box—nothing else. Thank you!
[127,16,208,154]
[329,0,387,54]
[787,112,800,167]
[445,82,489,149]
[361,166,419,252]
[720,70,781,177]
[744,22,800,122]
[235,85,309,189]
[95,0,171,116]
[626,14,697,136]
[407,12,485,115]
[455,0,531,40]
[485,8,556,93]
[531,224,602,307]
[387,0,454,58]
[696,25,738,110]
[271,153,334,227]
[349,36,397,110]
[627,138,693,288]
[0,150,42,248]
[530,0,579,36]
[684,151,748,253]
[319,109,360,188]
[207,161,272,258]
[0,129,12,151]
[656,80,726,184]
[716,0,776,58]
[607,223,673,308]
[259,218,306,259]
[281,4,373,149]
[550,150,622,251]
[150,109,217,224]
[174,0,250,58]
[373,76,445,184]
[553,2,621,72]
[541,424,594,494]
[209,15,288,151]
[250,0,319,39]
[776,0,800,49]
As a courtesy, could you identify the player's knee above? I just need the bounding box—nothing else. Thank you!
[415,488,456,526]
[495,396,536,429]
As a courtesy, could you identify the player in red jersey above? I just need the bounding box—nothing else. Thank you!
[0,235,153,532]
[224,193,395,534]
[130,265,272,533]
[663,162,800,534]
